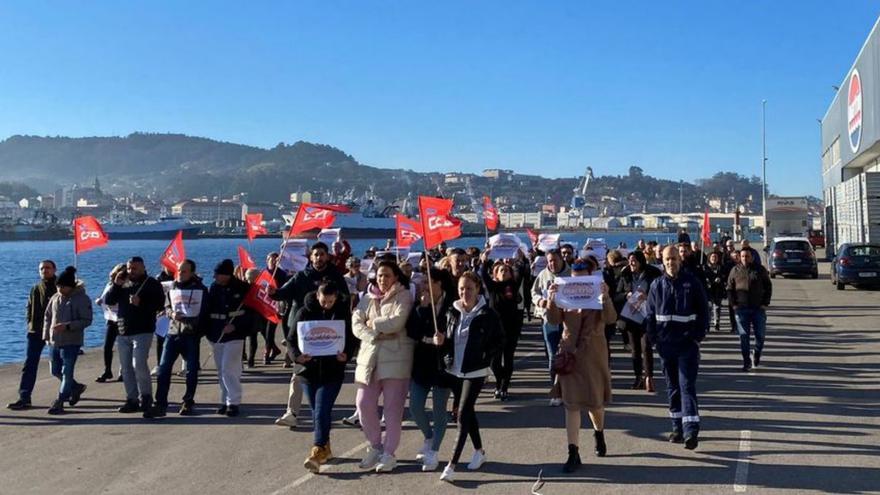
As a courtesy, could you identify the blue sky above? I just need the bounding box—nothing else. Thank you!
[1,1,878,196]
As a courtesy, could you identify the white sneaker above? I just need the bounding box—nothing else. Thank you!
[380,415,386,427]
[375,453,397,472]
[440,465,455,482]
[467,449,487,470]
[274,411,297,427]
[415,438,432,461]
[549,398,563,407]
[422,450,440,471]
[150,366,159,376]
[342,412,360,426]
[359,446,382,469]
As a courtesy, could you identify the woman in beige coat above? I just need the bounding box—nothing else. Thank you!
[352,260,414,473]
[547,256,617,473]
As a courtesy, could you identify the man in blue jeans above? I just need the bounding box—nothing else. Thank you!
[530,248,570,406]
[727,248,772,371]
[7,260,57,411]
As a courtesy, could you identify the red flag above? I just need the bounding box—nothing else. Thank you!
[418,196,461,250]
[482,196,499,231]
[288,203,351,236]
[73,215,109,254]
[244,270,280,324]
[238,245,257,270]
[245,213,267,242]
[526,228,539,247]
[395,214,424,248]
[160,231,186,276]
[701,209,711,247]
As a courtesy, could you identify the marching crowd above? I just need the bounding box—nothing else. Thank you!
[7,233,772,481]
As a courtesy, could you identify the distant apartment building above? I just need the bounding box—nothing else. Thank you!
[483,169,513,180]
[289,191,313,204]
[172,199,244,222]
[244,201,282,221]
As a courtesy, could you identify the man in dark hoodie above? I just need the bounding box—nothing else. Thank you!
[205,259,253,417]
[105,256,166,415]
[42,266,92,415]
[727,248,772,372]
[150,259,209,418]
[8,260,57,410]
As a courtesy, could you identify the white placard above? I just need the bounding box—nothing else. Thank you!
[280,239,309,272]
[161,281,174,294]
[620,291,648,324]
[155,315,170,338]
[552,275,603,310]
[537,233,560,252]
[406,252,423,268]
[297,320,345,357]
[169,289,203,318]
[531,256,548,276]
[489,233,523,260]
[360,258,375,275]
[101,303,118,322]
[317,228,341,246]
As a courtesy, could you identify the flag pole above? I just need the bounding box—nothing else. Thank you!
[423,249,441,337]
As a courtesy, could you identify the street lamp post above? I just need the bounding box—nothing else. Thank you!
[762,99,768,248]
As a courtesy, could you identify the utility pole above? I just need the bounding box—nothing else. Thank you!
[679,180,683,217]
[762,99,768,248]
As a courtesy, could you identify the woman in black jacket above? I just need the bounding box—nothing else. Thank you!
[438,272,504,483]
[704,251,726,333]
[479,253,523,400]
[288,281,355,473]
[614,250,662,392]
[406,268,453,472]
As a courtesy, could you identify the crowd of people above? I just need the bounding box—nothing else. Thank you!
[7,233,772,481]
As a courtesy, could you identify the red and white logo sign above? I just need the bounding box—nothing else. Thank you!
[848,69,863,153]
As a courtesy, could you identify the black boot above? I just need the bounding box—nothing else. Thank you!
[668,429,684,443]
[118,399,139,413]
[594,430,607,457]
[47,399,65,415]
[141,395,154,419]
[562,444,582,473]
[684,431,699,450]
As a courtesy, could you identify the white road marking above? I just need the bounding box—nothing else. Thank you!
[271,349,541,493]
[734,430,751,492]
[270,440,370,495]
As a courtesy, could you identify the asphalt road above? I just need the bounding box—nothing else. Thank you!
[1,259,878,494]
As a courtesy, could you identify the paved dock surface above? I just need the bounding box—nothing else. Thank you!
[1,261,879,494]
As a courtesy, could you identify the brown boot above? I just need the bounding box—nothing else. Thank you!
[304,446,323,473]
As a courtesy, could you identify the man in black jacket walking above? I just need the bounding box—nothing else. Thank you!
[105,256,165,416]
[7,260,57,410]
[727,248,773,371]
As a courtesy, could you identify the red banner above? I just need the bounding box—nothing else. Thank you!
[160,230,186,276]
[395,214,423,248]
[483,196,498,231]
[701,210,711,247]
[245,213,267,242]
[244,270,280,324]
[288,203,350,236]
[238,245,257,270]
[418,196,461,250]
[73,216,109,254]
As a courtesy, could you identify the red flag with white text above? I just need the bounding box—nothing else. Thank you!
[245,213,267,242]
[483,196,499,231]
[396,214,424,248]
[73,216,109,254]
[243,270,280,324]
[238,245,257,270]
[160,230,186,276]
[418,196,461,249]
[288,203,351,236]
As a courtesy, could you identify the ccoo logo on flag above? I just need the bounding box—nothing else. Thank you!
[848,69,863,153]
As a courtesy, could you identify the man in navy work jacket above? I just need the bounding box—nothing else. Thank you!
[645,245,709,450]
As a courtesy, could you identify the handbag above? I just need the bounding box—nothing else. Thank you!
[552,349,577,376]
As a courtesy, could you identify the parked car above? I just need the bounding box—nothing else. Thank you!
[768,237,818,279]
[831,243,880,290]
[808,229,826,249]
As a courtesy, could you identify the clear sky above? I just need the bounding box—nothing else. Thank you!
[1,1,878,196]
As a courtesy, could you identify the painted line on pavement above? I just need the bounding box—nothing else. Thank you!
[271,350,541,493]
[270,440,370,495]
[733,430,751,492]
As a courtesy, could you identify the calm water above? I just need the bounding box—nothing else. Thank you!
[0,231,690,365]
